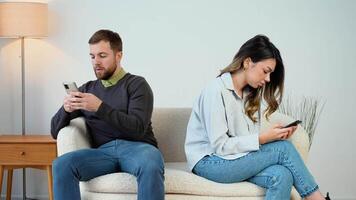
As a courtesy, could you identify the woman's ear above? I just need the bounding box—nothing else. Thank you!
[243,57,252,70]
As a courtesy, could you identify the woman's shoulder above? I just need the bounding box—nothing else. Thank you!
[199,75,225,97]
[191,75,226,111]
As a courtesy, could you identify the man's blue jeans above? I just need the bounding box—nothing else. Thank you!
[52,139,165,200]
[192,141,318,200]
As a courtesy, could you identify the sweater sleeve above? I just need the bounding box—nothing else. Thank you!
[95,77,153,139]
[50,84,86,139]
[50,106,83,139]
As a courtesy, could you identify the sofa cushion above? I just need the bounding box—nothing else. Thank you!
[80,162,265,197]
[152,108,191,162]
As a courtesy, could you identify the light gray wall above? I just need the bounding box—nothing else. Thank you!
[0,0,355,199]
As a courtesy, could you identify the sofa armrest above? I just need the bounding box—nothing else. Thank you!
[57,117,92,156]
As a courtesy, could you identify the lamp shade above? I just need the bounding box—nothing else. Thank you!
[0,2,48,38]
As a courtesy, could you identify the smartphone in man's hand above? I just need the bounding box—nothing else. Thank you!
[283,120,302,128]
[63,82,79,94]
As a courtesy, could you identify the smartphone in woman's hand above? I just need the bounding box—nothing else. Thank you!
[283,120,302,128]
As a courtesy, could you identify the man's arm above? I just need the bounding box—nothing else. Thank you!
[50,107,82,139]
[96,77,153,138]
[51,84,87,139]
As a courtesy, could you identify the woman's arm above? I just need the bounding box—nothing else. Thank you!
[259,124,296,144]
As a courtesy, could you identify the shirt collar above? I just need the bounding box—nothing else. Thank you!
[220,72,251,99]
[220,72,235,91]
[101,67,126,88]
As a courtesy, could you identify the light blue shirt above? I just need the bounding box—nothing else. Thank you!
[185,72,261,171]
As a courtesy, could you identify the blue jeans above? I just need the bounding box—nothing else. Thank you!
[52,139,165,200]
[192,141,318,200]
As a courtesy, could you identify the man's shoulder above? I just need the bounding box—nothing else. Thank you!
[125,73,146,82]
[124,73,150,87]
[123,73,152,96]
[78,80,99,92]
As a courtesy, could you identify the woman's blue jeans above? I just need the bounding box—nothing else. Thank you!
[192,140,318,200]
[52,139,165,200]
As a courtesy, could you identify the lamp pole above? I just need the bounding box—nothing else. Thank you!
[21,37,25,137]
[21,36,27,200]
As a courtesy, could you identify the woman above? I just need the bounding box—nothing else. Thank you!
[185,35,330,200]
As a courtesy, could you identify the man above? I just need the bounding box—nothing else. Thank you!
[51,29,164,200]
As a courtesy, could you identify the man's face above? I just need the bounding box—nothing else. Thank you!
[89,40,122,80]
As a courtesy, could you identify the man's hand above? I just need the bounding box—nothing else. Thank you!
[258,123,297,145]
[63,94,78,113]
[64,92,103,112]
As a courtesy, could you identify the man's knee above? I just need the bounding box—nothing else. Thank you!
[138,148,164,175]
[53,151,81,179]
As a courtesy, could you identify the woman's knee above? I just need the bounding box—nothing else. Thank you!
[268,165,293,188]
[268,140,297,154]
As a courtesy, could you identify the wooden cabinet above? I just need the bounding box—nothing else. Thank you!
[0,135,57,200]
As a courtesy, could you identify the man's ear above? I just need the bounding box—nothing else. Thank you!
[116,51,123,61]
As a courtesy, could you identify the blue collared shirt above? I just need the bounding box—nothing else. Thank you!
[185,72,261,171]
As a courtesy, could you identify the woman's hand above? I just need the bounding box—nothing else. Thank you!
[258,123,297,145]
[281,125,297,140]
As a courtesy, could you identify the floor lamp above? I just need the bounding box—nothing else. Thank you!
[0,2,48,200]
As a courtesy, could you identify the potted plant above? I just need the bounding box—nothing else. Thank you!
[278,95,325,149]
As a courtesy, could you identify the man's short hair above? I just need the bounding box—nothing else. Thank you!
[88,29,122,52]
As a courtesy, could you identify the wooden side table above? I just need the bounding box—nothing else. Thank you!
[0,135,57,200]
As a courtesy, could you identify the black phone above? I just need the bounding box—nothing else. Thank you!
[283,120,302,128]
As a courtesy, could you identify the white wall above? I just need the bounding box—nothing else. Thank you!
[1,0,355,199]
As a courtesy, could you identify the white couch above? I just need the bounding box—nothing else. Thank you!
[56,108,309,200]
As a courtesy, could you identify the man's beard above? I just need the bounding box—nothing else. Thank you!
[94,65,116,80]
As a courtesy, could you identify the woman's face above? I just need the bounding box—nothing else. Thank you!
[245,58,276,88]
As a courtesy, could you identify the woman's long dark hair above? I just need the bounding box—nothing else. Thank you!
[220,35,284,122]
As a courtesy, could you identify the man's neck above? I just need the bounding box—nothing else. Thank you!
[101,66,126,87]
[111,65,122,78]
